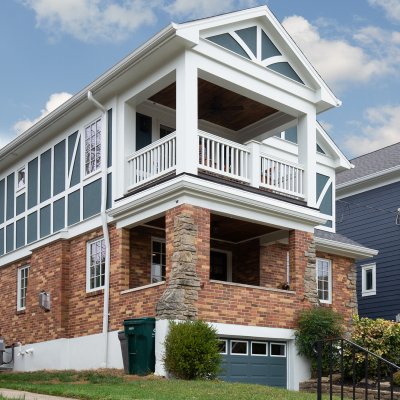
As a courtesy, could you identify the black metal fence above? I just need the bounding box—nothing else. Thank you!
[316,338,400,400]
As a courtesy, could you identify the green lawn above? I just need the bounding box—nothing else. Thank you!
[0,370,338,400]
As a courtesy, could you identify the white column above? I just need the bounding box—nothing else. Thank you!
[175,52,198,175]
[246,140,261,188]
[297,110,317,208]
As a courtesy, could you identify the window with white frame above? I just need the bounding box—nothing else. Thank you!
[84,118,102,176]
[151,238,166,283]
[17,265,29,311]
[316,258,332,304]
[17,166,26,191]
[362,263,376,296]
[87,238,106,291]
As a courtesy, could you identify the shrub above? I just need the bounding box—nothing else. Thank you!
[344,315,400,379]
[295,307,344,374]
[163,320,221,380]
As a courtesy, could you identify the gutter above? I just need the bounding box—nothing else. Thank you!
[87,91,111,368]
[315,236,378,260]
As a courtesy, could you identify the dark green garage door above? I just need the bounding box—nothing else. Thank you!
[218,338,287,387]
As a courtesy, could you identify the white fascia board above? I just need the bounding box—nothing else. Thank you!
[0,215,103,268]
[109,174,326,231]
[0,25,177,165]
[317,123,351,171]
[336,166,400,198]
[315,237,378,260]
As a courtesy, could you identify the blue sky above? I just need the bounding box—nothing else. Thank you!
[1,0,399,158]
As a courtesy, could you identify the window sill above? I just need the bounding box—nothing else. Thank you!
[362,291,376,297]
[83,169,102,182]
[86,288,104,297]
[16,309,26,315]
[121,281,165,295]
[209,280,296,294]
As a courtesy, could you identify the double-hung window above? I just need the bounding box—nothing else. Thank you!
[87,238,106,291]
[316,258,332,304]
[17,265,29,311]
[151,238,166,283]
[85,118,102,176]
[362,263,376,296]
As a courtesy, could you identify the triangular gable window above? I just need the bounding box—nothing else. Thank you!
[206,26,304,85]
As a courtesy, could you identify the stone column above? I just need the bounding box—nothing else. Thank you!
[156,206,204,320]
[289,230,319,307]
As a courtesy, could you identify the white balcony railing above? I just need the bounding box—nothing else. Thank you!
[260,154,304,198]
[126,130,304,199]
[127,132,176,188]
[198,130,250,183]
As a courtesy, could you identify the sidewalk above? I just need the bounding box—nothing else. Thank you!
[0,388,76,400]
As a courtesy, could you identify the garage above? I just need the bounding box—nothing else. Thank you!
[218,338,287,388]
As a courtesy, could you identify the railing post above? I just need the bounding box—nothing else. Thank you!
[245,140,260,188]
[317,340,322,400]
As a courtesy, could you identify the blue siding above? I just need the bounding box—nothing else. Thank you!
[336,181,400,320]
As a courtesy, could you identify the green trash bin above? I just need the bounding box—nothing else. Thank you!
[123,317,156,375]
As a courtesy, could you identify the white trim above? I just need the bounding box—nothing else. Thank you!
[316,258,332,304]
[151,237,166,283]
[361,263,376,297]
[218,339,228,355]
[16,166,26,193]
[230,340,248,355]
[83,116,103,178]
[17,265,29,311]
[121,281,165,295]
[251,341,268,356]
[86,237,106,293]
[270,342,287,357]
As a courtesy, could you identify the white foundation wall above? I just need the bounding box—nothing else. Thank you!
[155,319,311,391]
[13,331,124,371]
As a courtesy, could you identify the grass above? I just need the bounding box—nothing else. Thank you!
[0,370,340,400]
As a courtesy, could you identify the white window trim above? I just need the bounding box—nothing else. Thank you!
[83,117,102,179]
[151,237,166,284]
[230,340,248,356]
[316,258,332,304]
[218,339,228,355]
[270,342,287,358]
[16,166,26,193]
[361,263,376,297]
[210,248,233,282]
[86,237,105,293]
[251,341,268,356]
[17,265,29,311]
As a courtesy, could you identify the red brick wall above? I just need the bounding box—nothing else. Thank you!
[260,243,289,289]
[129,226,165,288]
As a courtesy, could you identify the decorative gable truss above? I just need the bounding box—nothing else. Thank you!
[206,25,304,85]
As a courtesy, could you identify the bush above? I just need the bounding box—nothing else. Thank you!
[344,315,400,380]
[295,307,344,374]
[163,320,221,380]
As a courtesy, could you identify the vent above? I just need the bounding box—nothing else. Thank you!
[39,291,51,311]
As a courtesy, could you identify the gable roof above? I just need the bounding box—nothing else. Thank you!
[175,5,340,111]
[336,142,400,186]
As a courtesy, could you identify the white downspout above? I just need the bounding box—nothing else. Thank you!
[87,91,110,368]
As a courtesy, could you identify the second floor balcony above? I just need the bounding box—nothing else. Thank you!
[126,129,305,200]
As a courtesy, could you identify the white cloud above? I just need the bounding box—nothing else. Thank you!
[165,0,258,19]
[368,0,400,23]
[282,16,391,89]
[344,105,400,157]
[14,92,73,135]
[22,0,159,43]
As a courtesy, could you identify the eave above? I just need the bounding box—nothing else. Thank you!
[315,237,378,260]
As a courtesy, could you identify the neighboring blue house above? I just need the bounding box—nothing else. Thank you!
[336,142,400,320]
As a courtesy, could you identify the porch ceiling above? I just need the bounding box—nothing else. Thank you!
[211,214,278,243]
[145,215,279,243]
[149,79,278,131]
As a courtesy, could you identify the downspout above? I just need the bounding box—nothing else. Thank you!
[87,91,110,368]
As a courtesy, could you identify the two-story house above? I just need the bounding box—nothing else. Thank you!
[0,6,376,390]
[336,143,400,320]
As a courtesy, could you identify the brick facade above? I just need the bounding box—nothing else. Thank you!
[0,204,357,347]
